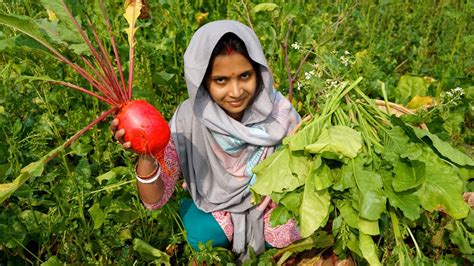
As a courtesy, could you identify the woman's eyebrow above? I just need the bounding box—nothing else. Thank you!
[211,75,227,79]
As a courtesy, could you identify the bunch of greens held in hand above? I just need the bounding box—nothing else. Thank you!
[251,77,474,265]
[0,0,170,203]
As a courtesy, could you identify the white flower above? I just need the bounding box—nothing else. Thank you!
[454,87,464,95]
[297,82,302,91]
[291,42,301,50]
[304,70,315,80]
[340,56,350,66]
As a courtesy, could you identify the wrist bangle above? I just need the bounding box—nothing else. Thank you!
[135,159,160,184]
[136,165,161,184]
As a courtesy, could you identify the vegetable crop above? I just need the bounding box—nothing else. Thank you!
[251,78,473,265]
[0,0,170,202]
[0,0,170,170]
[116,100,170,156]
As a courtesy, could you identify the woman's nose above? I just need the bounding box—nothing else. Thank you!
[229,80,242,97]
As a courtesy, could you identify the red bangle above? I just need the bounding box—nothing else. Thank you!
[135,160,159,179]
[136,166,161,184]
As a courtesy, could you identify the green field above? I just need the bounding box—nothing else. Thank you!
[0,0,472,264]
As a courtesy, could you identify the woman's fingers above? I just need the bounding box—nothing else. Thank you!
[110,118,133,151]
[122,141,132,149]
[114,128,125,142]
[110,118,119,131]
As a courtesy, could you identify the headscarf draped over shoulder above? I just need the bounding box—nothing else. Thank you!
[170,20,300,256]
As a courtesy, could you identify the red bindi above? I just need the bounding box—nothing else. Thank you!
[225,45,234,55]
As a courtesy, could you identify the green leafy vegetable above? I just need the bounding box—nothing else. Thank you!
[251,78,471,264]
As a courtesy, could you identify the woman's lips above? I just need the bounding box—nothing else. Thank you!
[228,99,244,107]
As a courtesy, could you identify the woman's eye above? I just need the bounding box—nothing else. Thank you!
[241,72,251,79]
[215,78,226,84]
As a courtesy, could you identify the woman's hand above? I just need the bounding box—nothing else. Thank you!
[111,117,161,180]
[110,118,133,151]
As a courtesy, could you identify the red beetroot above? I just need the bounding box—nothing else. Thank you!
[1,2,172,173]
[116,100,170,157]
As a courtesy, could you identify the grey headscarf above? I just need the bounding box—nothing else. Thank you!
[170,20,300,257]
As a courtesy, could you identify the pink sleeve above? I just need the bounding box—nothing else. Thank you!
[263,202,301,248]
[212,211,234,242]
[142,138,181,210]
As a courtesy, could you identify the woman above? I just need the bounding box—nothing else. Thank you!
[112,20,301,258]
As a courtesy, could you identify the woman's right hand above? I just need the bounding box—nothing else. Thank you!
[110,118,133,151]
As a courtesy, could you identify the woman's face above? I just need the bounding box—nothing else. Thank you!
[206,52,257,121]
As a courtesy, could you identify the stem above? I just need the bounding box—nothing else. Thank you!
[61,0,126,104]
[380,81,391,114]
[45,107,118,164]
[126,0,142,99]
[293,46,315,83]
[323,77,363,118]
[99,0,128,99]
[50,80,116,106]
[85,180,134,195]
[282,18,293,101]
[354,86,389,123]
[389,209,406,265]
[164,203,195,254]
[239,0,254,31]
[406,227,423,258]
[11,238,41,263]
[351,159,362,192]
[80,56,120,104]
[86,19,127,102]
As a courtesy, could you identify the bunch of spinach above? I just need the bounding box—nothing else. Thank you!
[251,77,473,264]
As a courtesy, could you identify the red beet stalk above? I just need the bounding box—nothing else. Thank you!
[36,1,170,164]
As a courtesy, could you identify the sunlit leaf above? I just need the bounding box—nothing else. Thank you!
[133,238,170,264]
[358,218,379,236]
[305,125,363,159]
[381,170,421,221]
[279,191,302,215]
[299,174,330,238]
[124,0,142,47]
[359,190,386,221]
[41,255,62,265]
[47,10,59,22]
[449,221,473,255]
[88,203,106,230]
[412,126,474,167]
[0,141,66,203]
[252,148,310,194]
[381,127,410,161]
[19,210,48,232]
[407,95,434,109]
[284,117,322,151]
[119,228,133,241]
[0,13,58,54]
[337,201,359,229]
[96,166,129,185]
[40,0,84,44]
[392,160,426,192]
[415,151,469,219]
[394,75,433,104]
[194,12,208,25]
[359,233,382,266]
[253,3,279,13]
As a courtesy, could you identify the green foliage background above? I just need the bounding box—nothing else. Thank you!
[0,0,472,264]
